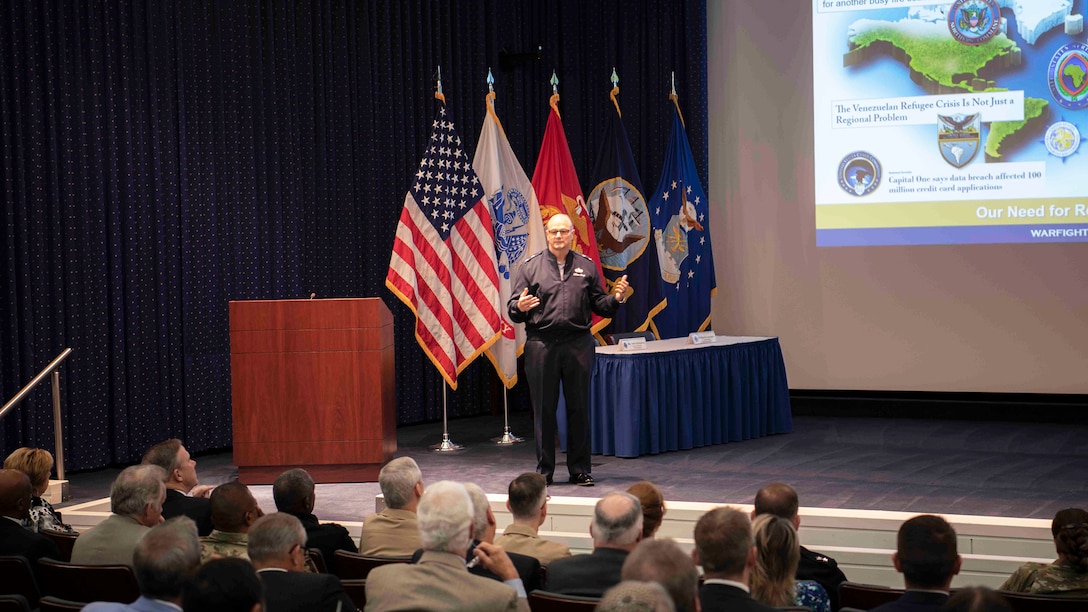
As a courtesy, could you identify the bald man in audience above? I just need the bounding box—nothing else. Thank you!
[249,512,356,612]
[200,481,263,563]
[84,517,202,612]
[365,481,529,611]
[694,507,776,612]
[622,538,700,612]
[0,469,61,581]
[359,456,424,556]
[546,491,644,597]
[143,439,215,536]
[273,468,357,575]
[494,472,571,565]
[73,464,167,568]
[753,482,847,610]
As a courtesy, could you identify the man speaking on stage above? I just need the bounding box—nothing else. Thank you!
[508,214,629,487]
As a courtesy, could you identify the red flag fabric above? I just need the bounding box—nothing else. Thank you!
[530,105,609,333]
[386,102,503,389]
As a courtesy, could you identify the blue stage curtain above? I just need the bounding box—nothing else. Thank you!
[0,0,708,470]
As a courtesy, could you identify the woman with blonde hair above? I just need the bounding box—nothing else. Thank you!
[627,481,667,539]
[3,447,75,533]
[750,514,830,612]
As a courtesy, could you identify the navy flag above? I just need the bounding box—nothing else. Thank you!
[647,101,717,338]
[588,90,666,339]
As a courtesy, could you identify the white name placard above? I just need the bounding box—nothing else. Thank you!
[618,337,648,351]
[689,331,717,345]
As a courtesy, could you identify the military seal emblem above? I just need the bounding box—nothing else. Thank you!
[837,151,881,197]
[1048,43,1088,111]
[947,0,1001,46]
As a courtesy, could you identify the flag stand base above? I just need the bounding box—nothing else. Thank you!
[430,433,463,452]
[491,427,524,445]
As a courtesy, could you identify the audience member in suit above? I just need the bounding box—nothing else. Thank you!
[546,491,644,597]
[272,467,357,575]
[621,538,698,612]
[366,480,529,612]
[411,482,542,592]
[494,472,571,565]
[750,514,830,612]
[249,512,356,612]
[142,438,215,536]
[694,506,777,612]
[940,586,1012,612]
[999,507,1088,595]
[753,482,847,610]
[200,481,263,563]
[183,557,264,612]
[598,580,677,612]
[4,447,76,534]
[83,517,201,612]
[358,456,423,556]
[72,464,167,568]
[627,481,667,540]
[871,515,961,612]
[0,469,61,583]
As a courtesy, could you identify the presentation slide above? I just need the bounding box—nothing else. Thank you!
[813,0,1088,246]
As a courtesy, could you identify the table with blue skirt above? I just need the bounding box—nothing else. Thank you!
[558,336,793,457]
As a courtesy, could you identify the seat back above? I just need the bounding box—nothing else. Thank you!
[608,331,656,344]
[528,590,600,612]
[838,582,903,610]
[36,558,140,603]
[0,595,30,612]
[332,551,412,580]
[1000,590,1088,612]
[340,579,366,610]
[40,530,78,563]
[0,556,40,609]
[306,547,327,574]
[37,596,87,612]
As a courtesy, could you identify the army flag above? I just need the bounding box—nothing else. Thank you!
[531,102,610,333]
[588,93,667,337]
[473,95,546,388]
[386,101,504,389]
[647,102,717,338]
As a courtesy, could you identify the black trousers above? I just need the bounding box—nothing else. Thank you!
[524,333,594,479]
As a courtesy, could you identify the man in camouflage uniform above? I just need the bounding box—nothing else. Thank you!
[199,481,262,563]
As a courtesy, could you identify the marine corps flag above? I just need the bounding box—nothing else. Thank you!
[588,81,666,337]
[531,93,609,334]
[647,97,717,338]
[386,99,504,389]
[474,91,546,388]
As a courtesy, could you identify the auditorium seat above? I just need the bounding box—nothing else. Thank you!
[37,596,87,612]
[36,558,140,603]
[1000,590,1088,612]
[332,551,412,580]
[40,530,78,563]
[0,556,40,610]
[341,579,366,609]
[838,581,903,610]
[0,595,30,612]
[306,547,327,573]
[527,590,599,612]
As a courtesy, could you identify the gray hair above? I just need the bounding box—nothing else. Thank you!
[112,464,166,518]
[379,457,422,509]
[594,492,644,546]
[597,580,676,612]
[133,516,201,599]
[622,539,698,612]
[273,468,315,513]
[464,483,490,540]
[418,480,472,554]
[247,512,307,563]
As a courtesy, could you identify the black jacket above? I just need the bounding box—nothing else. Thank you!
[508,250,618,339]
[162,488,213,536]
[287,511,358,576]
[798,544,848,611]
[258,569,356,612]
[544,547,628,597]
[698,583,778,612]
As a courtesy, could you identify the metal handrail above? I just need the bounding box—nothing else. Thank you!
[0,348,73,479]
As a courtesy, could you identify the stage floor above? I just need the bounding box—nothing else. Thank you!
[61,414,1088,522]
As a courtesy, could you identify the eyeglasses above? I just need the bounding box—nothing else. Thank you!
[546,228,573,236]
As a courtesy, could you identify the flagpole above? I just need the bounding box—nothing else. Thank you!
[484,67,524,446]
[430,383,464,452]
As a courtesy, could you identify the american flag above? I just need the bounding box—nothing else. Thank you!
[386,103,503,389]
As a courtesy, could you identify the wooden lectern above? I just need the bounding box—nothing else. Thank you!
[229,298,396,484]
